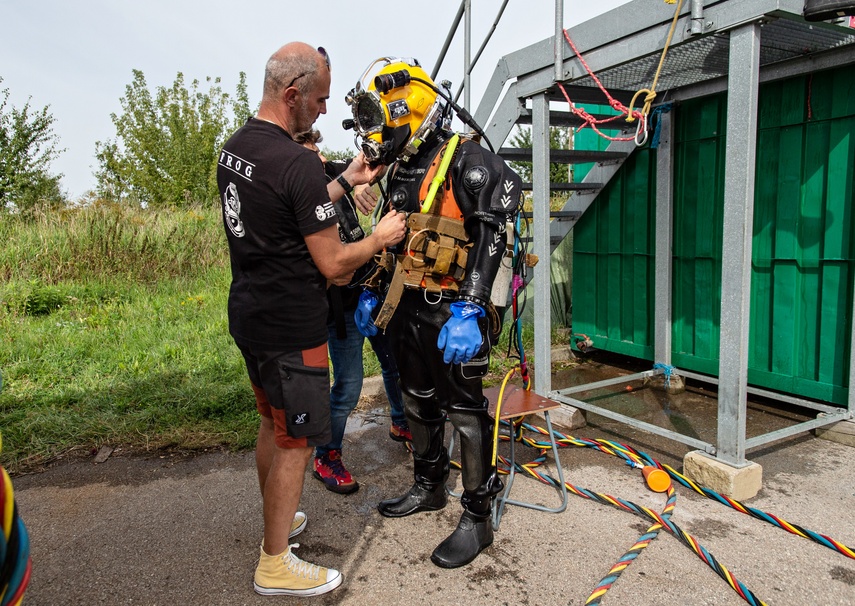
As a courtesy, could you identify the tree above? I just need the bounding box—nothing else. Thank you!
[95,70,249,208]
[508,125,572,185]
[0,79,65,213]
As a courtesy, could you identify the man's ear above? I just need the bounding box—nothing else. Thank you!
[282,86,300,108]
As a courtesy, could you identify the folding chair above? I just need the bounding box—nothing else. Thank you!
[484,384,568,529]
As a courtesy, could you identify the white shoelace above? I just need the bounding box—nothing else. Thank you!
[284,544,321,580]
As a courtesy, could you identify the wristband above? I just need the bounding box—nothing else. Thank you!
[336,174,353,193]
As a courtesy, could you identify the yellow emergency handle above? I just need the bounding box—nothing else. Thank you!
[420,133,460,214]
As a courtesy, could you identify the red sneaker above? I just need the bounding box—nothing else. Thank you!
[389,422,412,443]
[313,450,359,494]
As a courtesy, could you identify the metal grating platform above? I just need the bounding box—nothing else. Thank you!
[559,16,855,96]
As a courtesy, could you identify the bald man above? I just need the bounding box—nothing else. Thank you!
[217,42,406,597]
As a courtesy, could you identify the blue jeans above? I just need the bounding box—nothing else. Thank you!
[316,312,406,458]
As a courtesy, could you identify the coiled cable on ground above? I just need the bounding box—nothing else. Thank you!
[449,408,854,604]
[0,432,32,606]
[497,425,765,605]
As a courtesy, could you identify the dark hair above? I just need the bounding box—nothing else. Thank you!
[293,129,322,145]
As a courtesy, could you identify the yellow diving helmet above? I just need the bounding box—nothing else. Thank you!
[345,57,449,164]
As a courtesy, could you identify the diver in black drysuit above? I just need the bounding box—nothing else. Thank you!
[350,57,522,567]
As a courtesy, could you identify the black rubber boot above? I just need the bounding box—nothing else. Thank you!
[430,509,493,568]
[379,393,449,518]
[377,482,448,518]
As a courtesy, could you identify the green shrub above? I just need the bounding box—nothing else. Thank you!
[23,283,66,316]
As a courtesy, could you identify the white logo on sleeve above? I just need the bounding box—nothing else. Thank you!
[223,183,245,238]
[315,201,337,221]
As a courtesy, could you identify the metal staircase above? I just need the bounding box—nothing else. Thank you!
[471,0,855,256]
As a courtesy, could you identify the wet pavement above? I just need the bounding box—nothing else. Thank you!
[12,352,855,605]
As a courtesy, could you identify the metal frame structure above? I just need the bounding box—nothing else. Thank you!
[473,0,855,466]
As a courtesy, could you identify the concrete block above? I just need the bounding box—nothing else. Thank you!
[683,450,763,501]
[551,345,575,364]
[536,405,586,432]
[643,372,686,395]
[815,417,855,448]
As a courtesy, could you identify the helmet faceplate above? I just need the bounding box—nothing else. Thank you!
[346,58,447,164]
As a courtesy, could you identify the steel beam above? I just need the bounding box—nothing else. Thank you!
[655,110,674,365]
[716,23,761,466]
[532,93,552,395]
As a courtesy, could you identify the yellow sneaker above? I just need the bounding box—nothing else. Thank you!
[253,544,342,597]
[290,511,307,539]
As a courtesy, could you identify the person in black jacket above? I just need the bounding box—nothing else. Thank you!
[295,129,410,496]
[349,57,522,568]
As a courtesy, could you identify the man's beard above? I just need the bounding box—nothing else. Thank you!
[293,104,317,135]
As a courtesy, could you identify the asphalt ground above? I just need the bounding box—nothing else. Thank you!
[12,355,855,605]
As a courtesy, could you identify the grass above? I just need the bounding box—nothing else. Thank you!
[0,201,567,473]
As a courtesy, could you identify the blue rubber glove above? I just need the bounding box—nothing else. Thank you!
[354,290,379,337]
[437,301,485,365]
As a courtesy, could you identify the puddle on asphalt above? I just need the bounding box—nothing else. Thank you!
[549,352,817,456]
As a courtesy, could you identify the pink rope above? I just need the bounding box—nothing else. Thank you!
[559,29,645,142]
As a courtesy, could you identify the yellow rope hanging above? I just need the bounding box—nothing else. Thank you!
[626,0,685,123]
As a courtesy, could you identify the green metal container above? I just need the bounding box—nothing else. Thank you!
[572,64,855,405]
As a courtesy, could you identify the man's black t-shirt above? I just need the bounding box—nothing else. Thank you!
[217,118,338,351]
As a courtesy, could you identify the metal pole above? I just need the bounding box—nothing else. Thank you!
[690,0,705,36]
[453,0,510,104]
[532,93,552,395]
[717,23,761,467]
[464,0,472,112]
[431,1,466,81]
[654,110,674,365]
[555,0,564,83]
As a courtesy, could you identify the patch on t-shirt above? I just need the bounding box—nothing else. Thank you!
[223,182,245,238]
[315,201,336,221]
[218,149,254,182]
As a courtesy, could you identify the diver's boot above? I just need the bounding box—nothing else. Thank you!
[430,509,493,568]
[377,482,448,518]
[380,408,449,518]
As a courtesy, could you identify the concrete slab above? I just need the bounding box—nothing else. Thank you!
[815,417,855,448]
[10,354,855,605]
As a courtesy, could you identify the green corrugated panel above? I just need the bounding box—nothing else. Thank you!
[572,148,656,359]
[671,94,726,372]
[573,63,855,405]
[745,70,855,403]
[574,103,622,183]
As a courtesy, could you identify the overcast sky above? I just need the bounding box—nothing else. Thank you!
[1,0,629,199]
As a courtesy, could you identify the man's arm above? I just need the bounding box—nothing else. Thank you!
[305,209,406,280]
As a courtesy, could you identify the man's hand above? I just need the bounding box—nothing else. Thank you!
[373,209,407,248]
[437,302,485,365]
[343,152,386,188]
[352,184,379,215]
